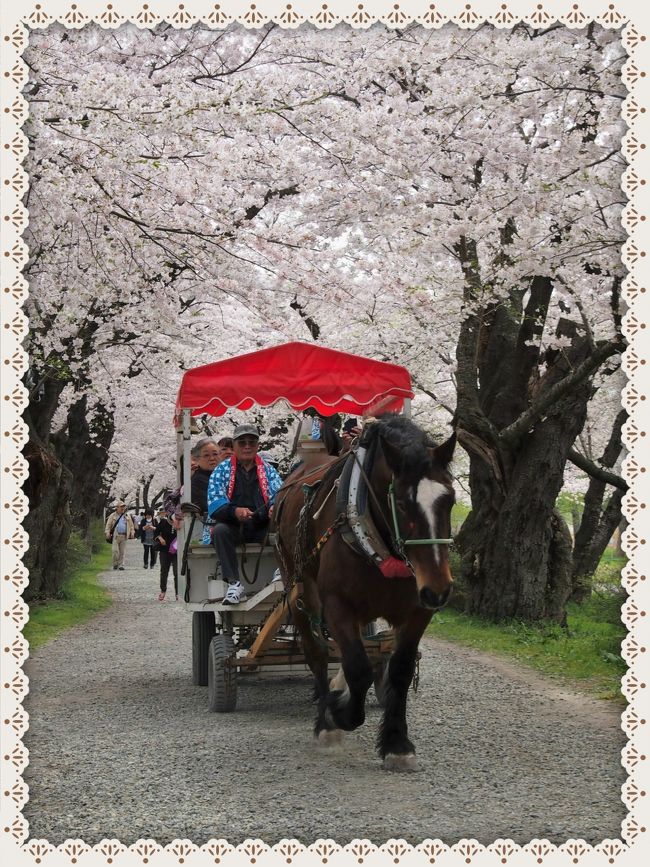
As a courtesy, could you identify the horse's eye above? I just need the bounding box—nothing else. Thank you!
[396,500,407,513]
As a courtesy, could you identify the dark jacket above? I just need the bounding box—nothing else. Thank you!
[191,467,212,514]
[139,516,158,544]
[213,463,270,526]
[156,516,176,550]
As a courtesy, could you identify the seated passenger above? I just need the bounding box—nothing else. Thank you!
[190,437,221,514]
[296,409,342,457]
[340,417,363,452]
[207,424,282,605]
[217,435,234,462]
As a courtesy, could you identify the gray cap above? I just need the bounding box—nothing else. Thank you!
[232,424,260,441]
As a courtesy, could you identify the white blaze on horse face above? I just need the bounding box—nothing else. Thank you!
[415,480,448,563]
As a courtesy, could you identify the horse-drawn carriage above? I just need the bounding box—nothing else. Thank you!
[175,342,414,710]
[175,342,455,768]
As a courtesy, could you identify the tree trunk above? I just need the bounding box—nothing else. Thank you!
[453,259,621,623]
[458,385,589,621]
[614,519,626,559]
[141,474,154,510]
[571,488,625,601]
[53,397,115,538]
[570,409,627,601]
[23,378,73,601]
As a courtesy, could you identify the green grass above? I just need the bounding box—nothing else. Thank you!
[429,559,627,702]
[451,501,471,531]
[24,521,114,651]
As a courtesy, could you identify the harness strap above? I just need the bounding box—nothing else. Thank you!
[340,445,414,577]
[309,513,347,559]
[312,478,338,520]
[281,452,349,497]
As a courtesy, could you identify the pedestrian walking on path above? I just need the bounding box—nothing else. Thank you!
[105,500,135,570]
[156,510,178,600]
[139,509,159,570]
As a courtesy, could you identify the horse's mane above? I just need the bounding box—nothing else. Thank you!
[367,414,434,479]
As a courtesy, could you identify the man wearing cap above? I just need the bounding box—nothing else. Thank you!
[206,424,282,604]
[104,500,135,571]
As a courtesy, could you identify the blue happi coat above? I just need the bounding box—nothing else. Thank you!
[202,457,282,544]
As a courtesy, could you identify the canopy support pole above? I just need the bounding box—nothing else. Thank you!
[179,409,192,506]
[402,398,411,418]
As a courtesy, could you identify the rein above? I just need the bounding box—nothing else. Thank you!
[309,513,347,559]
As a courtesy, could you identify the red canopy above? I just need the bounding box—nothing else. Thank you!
[174,342,413,424]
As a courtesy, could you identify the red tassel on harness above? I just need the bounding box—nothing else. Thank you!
[379,556,413,578]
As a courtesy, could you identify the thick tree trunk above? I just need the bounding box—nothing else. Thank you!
[53,397,115,537]
[458,386,588,622]
[452,259,621,622]
[23,378,73,601]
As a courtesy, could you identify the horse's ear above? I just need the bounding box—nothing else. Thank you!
[380,436,403,473]
[429,432,456,467]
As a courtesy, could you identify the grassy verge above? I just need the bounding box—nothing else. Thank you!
[24,520,114,651]
[428,558,627,702]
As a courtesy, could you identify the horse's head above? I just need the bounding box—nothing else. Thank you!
[379,418,456,611]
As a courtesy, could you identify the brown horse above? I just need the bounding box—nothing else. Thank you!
[274,414,455,770]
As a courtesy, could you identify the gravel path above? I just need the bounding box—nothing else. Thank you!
[23,542,626,845]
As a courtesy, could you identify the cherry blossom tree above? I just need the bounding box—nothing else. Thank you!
[23,22,626,618]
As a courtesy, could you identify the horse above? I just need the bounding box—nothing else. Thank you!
[274,413,455,770]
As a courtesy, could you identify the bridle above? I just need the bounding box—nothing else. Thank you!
[387,477,454,557]
[348,441,454,560]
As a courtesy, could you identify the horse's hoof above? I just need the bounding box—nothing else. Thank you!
[329,667,347,692]
[316,728,344,748]
[383,753,418,772]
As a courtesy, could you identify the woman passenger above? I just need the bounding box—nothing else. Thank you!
[190,437,221,514]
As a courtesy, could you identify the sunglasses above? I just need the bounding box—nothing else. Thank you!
[236,438,258,447]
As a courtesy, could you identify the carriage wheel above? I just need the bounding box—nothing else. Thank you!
[373,659,389,708]
[192,611,216,686]
[207,634,237,712]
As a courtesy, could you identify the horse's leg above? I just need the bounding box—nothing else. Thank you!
[290,603,342,744]
[323,597,374,732]
[329,665,347,692]
[378,609,432,771]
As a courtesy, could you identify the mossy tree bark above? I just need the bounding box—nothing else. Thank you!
[23,376,73,601]
[53,397,115,538]
[453,251,624,623]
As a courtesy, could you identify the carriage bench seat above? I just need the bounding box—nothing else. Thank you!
[188,532,277,554]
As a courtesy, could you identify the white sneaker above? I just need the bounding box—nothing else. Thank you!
[222,581,247,605]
